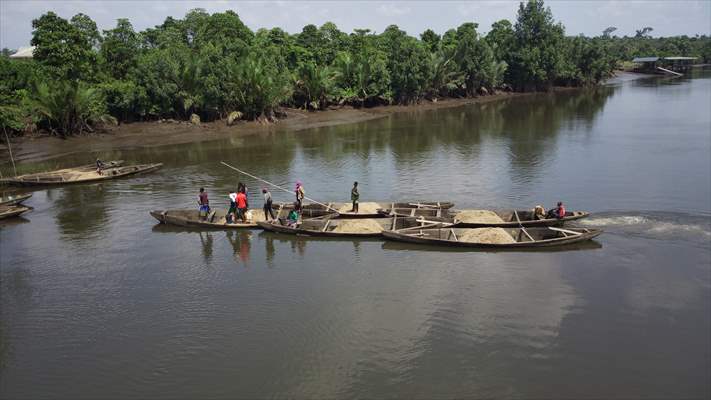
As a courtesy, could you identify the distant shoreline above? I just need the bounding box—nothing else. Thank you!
[1,91,532,167]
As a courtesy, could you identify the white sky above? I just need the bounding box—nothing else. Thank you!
[1,0,710,49]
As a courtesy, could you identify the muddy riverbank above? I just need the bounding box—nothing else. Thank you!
[1,93,526,166]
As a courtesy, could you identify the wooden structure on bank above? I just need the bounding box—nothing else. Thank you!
[632,56,698,75]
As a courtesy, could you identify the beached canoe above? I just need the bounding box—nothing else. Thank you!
[257,216,440,238]
[0,205,32,220]
[150,208,268,229]
[3,162,162,186]
[0,193,32,206]
[380,208,588,227]
[279,201,454,219]
[382,225,602,249]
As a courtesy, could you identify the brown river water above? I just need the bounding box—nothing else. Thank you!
[1,71,710,398]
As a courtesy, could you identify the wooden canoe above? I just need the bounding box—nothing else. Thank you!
[3,162,162,186]
[382,226,602,249]
[0,193,32,206]
[150,208,267,229]
[276,201,454,219]
[381,208,588,227]
[0,205,32,220]
[257,216,441,238]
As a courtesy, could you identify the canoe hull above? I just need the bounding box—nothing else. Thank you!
[4,163,162,186]
[150,209,261,229]
[382,226,602,249]
[0,205,32,220]
[381,209,590,227]
[257,216,433,238]
[0,193,32,206]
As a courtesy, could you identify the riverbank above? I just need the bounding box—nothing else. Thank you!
[0,91,528,166]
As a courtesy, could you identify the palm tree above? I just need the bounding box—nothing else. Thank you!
[26,80,116,136]
[294,62,334,110]
[233,55,292,121]
[427,50,463,98]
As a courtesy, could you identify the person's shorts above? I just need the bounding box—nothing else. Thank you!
[228,203,237,214]
[237,207,247,218]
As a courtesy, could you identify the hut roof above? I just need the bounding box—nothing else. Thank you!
[664,56,697,60]
[632,57,659,63]
[9,46,35,59]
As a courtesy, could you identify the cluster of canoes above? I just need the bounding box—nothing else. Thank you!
[151,201,601,249]
[0,160,162,220]
[1,159,602,249]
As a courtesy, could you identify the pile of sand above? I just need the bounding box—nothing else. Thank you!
[331,219,384,233]
[454,210,505,224]
[457,228,515,244]
[336,202,382,214]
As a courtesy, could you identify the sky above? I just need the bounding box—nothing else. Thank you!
[1,0,710,49]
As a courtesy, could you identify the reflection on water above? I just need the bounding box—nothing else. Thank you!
[1,72,710,399]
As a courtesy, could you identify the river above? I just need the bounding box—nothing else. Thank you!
[1,71,710,398]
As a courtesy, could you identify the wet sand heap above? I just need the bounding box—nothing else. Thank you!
[331,219,384,234]
[458,228,516,244]
[337,202,382,214]
[454,210,505,224]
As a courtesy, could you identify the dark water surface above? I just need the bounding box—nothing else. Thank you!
[2,72,710,399]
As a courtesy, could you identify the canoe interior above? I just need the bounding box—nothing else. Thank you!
[151,208,266,228]
[261,216,431,236]
[0,205,32,219]
[383,208,588,226]
[379,207,455,219]
[389,226,601,247]
[0,193,32,206]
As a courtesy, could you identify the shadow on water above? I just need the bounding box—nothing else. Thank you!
[52,184,110,240]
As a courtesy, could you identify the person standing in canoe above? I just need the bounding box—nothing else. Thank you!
[227,189,238,224]
[262,188,275,221]
[198,187,210,220]
[350,181,359,213]
[295,181,305,208]
[236,187,249,223]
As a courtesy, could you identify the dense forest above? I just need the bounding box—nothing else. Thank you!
[1,0,709,137]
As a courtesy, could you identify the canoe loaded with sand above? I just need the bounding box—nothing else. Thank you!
[383,208,589,227]
[150,208,267,229]
[3,162,162,186]
[257,216,440,238]
[382,226,602,249]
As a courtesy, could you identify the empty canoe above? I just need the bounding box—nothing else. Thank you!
[0,205,32,220]
[0,193,32,206]
[382,226,602,248]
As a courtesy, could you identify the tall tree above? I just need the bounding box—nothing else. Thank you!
[31,12,97,81]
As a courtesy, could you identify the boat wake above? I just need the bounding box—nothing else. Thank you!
[578,211,711,247]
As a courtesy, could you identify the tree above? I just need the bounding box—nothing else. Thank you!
[420,29,441,53]
[487,20,515,63]
[602,26,617,38]
[31,12,97,80]
[101,19,140,79]
[508,0,565,91]
[635,27,654,38]
[381,25,430,103]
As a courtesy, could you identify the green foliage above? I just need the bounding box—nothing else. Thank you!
[509,0,565,91]
[31,11,97,80]
[25,80,116,136]
[1,4,705,137]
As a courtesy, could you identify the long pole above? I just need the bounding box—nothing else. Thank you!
[220,161,339,212]
[3,126,17,177]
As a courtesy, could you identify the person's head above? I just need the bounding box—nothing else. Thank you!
[199,187,204,193]
[262,187,267,193]
[353,181,358,187]
[557,201,563,207]
[296,180,302,189]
